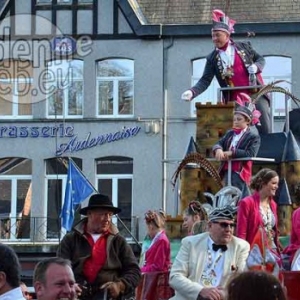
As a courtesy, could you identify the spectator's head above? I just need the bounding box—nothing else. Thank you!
[0,244,21,295]
[182,200,208,235]
[80,194,121,234]
[207,205,237,245]
[144,209,166,238]
[250,168,279,194]
[227,270,287,300]
[33,257,76,300]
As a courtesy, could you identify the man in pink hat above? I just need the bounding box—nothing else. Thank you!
[182,9,271,135]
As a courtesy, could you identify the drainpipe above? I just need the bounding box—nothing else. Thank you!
[162,33,174,211]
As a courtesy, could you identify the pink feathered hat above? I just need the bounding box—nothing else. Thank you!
[212,9,236,34]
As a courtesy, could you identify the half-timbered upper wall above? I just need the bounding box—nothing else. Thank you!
[11,0,134,38]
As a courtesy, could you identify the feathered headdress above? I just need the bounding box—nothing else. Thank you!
[235,92,261,125]
[212,9,236,34]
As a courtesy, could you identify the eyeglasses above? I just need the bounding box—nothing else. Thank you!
[212,221,236,229]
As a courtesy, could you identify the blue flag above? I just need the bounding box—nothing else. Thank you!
[61,160,95,231]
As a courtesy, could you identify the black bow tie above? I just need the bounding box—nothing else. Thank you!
[212,243,228,252]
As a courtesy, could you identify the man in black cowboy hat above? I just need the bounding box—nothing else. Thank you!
[169,205,250,300]
[57,193,141,300]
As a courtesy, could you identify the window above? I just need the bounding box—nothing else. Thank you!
[97,59,134,117]
[190,56,292,118]
[262,56,292,117]
[0,158,32,241]
[96,156,134,239]
[46,59,84,118]
[45,157,82,239]
[37,0,92,3]
[190,58,220,116]
[0,60,33,119]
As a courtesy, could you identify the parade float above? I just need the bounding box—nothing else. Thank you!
[166,83,300,300]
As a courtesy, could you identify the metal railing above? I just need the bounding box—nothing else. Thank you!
[0,216,140,244]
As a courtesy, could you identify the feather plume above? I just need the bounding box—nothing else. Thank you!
[251,80,300,108]
[212,9,225,22]
[171,152,223,189]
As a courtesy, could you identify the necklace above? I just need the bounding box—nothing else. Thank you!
[219,44,235,78]
[201,247,224,287]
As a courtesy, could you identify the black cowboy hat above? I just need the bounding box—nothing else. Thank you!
[79,194,121,215]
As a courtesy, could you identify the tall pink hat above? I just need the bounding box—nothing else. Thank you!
[212,9,236,34]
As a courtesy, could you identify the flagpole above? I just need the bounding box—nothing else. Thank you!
[59,157,141,249]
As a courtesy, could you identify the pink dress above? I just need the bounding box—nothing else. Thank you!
[283,207,300,263]
[141,230,171,273]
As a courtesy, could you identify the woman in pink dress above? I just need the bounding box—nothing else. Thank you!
[140,209,171,273]
[236,168,281,255]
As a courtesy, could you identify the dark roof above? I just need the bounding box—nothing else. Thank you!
[282,131,300,162]
[0,0,9,15]
[185,136,199,156]
[182,137,199,169]
[136,0,300,24]
[119,0,300,37]
[276,178,292,206]
[257,132,287,164]
[288,108,300,145]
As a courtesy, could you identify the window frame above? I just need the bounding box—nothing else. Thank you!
[96,59,134,118]
[45,174,68,240]
[0,60,33,119]
[96,174,133,240]
[190,56,292,118]
[190,58,220,117]
[0,175,32,242]
[46,59,84,119]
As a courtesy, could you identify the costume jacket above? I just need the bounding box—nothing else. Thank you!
[236,192,280,249]
[212,127,261,184]
[190,40,267,103]
[141,230,171,273]
[283,207,300,262]
[169,232,250,300]
[57,218,141,298]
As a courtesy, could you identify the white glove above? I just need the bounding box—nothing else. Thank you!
[181,90,193,101]
[248,64,258,74]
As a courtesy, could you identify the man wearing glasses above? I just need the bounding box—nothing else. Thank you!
[169,205,250,300]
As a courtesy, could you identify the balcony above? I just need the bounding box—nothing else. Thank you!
[0,215,140,244]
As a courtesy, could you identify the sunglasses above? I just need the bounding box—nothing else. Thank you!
[212,221,236,229]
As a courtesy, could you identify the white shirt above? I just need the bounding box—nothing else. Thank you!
[230,127,247,150]
[218,43,235,70]
[0,287,25,300]
[200,237,225,287]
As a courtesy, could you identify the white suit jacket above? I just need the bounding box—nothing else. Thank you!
[169,232,250,300]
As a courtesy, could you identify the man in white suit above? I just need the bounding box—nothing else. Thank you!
[169,205,250,300]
